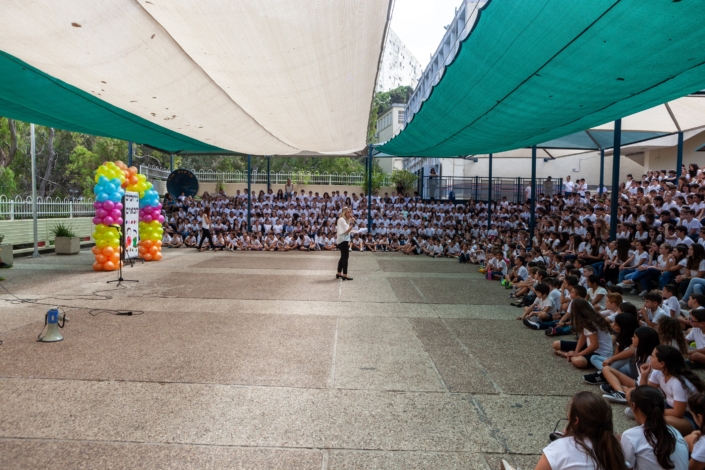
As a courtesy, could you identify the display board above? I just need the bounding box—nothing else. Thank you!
[123,191,140,260]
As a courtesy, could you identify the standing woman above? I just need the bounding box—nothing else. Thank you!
[336,207,355,281]
[197,206,215,252]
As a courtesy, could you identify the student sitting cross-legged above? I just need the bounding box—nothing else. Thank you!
[552,298,613,369]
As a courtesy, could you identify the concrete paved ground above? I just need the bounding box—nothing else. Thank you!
[0,250,642,469]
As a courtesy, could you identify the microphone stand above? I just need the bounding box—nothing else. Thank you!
[107,224,138,287]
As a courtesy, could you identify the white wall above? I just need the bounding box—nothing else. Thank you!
[462,151,644,187]
[643,130,705,171]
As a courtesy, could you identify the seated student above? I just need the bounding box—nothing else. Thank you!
[431,239,444,258]
[276,235,287,252]
[687,393,705,470]
[639,291,669,328]
[457,243,470,263]
[557,276,580,315]
[662,284,681,318]
[680,294,705,329]
[510,267,544,302]
[503,256,528,289]
[486,250,507,281]
[324,235,337,251]
[658,316,688,357]
[389,236,401,252]
[377,234,390,252]
[444,238,460,258]
[469,242,485,265]
[586,274,607,311]
[162,231,173,247]
[351,233,364,251]
[636,344,705,436]
[300,233,312,251]
[621,386,689,469]
[552,298,613,369]
[583,313,640,384]
[264,233,278,251]
[687,307,705,368]
[536,391,627,470]
[238,234,251,251]
[184,233,197,248]
[600,292,623,321]
[602,326,660,404]
[169,232,184,248]
[364,234,377,252]
[519,283,556,325]
[251,235,263,251]
[213,233,226,251]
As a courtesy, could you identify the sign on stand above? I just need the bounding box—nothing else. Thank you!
[123,191,140,259]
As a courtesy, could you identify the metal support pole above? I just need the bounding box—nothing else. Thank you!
[31,124,40,258]
[247,155,252,232]
[676,131,684,180]
[267,156,271,192]
[529,146,537,248]
[128,141,133,167]
[599,148,605,197]
[609,119,622,241]
[487,154,493,225]
[367,146,373,230]
[170,154,174,172]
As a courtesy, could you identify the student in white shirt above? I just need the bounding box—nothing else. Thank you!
[552,298,614,369]
[687,308,705,368]
[661,284,681,318]
[639,344,705,436]
[537,391,627,470]
[686,393,705,469]
[621,385,688,469]
[586,275,607,311]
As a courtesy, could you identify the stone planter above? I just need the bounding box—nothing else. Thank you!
[54,237,81,255]
[0,243,13,266]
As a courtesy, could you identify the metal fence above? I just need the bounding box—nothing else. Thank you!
[419,176,564,203]
[0,196,96,220]
[139,165,393,187]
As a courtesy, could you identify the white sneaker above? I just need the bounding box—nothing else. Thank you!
[624,406,635,420]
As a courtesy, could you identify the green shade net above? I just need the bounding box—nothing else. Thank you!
[379,0,705,157]
[0,51,224,154]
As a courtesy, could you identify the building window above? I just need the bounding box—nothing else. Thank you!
[398,111,405,123]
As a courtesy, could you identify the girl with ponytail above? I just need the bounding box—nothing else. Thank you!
[621,385,688,469]
[686,393,705,469]
[537,391,626,470]
[639,344,705,436]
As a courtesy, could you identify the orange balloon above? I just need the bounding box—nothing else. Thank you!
[110,253,120,264]
[92,262,104,271]
[91,246,101,255]
[143,253,153,261]
[103,261,116,271]
[129,166,138,176]
[129,176,139,185]
[103,246,115,257]
[138,246,147,254]
[119,246,124,253]
[153,252,163,261]
[155,240,162,248]
[143,240,153,249]
[95,254,107,264]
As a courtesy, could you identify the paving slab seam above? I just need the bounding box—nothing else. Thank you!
[321,448,330,470]
[469,397,512,455]
[0,436,325,453]
[328,317,339,388]
[408,318,449,393]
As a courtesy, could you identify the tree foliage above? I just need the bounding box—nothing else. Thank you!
[367,85,413,144]
[390,169,418,191]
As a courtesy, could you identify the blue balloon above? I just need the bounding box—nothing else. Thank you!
[109,192,122,202]
[111,178,122,187]
[98,176,109,184]
[104,183,116,194]
[97,192,109,202]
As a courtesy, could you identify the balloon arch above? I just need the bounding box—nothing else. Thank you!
[91,161,164,271]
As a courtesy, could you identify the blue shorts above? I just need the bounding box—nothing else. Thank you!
[665,402,697,430]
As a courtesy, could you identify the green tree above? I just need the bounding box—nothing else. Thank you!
[361,168,386,194]
[0,167,18,196]
[367,85,413,144]
[391,169,418,192]
[65,145,101,196]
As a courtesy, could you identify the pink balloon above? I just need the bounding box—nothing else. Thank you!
[114,217,123,226]
[143,215,152,223]
[114,203,123,211]
[152,209,161,218]
[157,215,165,223]
[154,204,162,212]
[110,209,122,219]
[103,216,115,226]
[93,201,103,209]
[103,200,115,211]
[95,209,108,218]
[92,216,103,225]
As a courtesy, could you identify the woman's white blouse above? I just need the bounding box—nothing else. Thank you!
[337,217,350,244]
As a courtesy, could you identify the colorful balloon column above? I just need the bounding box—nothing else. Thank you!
[91,161,164,271]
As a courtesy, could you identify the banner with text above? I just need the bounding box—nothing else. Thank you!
[124,191,140,259]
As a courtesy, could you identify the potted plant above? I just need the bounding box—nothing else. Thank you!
[51,222,80,255]
[0,233,11,267]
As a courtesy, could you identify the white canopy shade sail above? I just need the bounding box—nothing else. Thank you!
[0,0,392,155]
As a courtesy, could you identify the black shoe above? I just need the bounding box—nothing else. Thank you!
[600,383,615,394]
[603,390,627,404]
[582,371,606,385]
[342,276,353,281]
[548,431,565,442]
[336,274,342,279]
[0,261,12,269]
[523,318,540,330]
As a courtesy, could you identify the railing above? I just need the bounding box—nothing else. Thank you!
[0,196,96,220]
[138,164,394,187]
[419,176,564,203]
